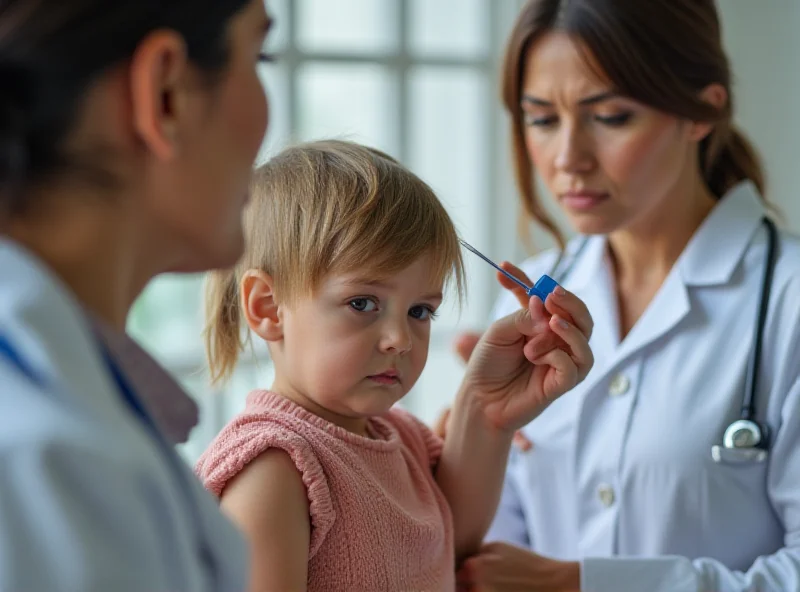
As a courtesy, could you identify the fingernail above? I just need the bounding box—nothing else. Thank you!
[554,286,566,296]
[555,316,569,329]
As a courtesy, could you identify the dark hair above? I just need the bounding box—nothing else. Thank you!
[502,0,767,249]
[0,0,251,215]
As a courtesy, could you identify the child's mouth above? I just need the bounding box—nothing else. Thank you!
[368,372,400,385]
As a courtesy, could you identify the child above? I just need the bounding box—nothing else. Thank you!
[195,140,581,591]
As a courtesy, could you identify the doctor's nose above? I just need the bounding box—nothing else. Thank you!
[554,124,594,174]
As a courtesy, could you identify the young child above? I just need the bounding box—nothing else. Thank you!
[195,140,579,591]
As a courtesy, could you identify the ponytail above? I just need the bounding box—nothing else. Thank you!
[203,269,242,385]
[703,123,767,200]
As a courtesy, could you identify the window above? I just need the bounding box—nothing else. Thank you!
[127,0,529,463]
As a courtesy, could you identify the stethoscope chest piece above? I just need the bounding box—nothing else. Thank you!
[711,419,770,464]
[722,419,764,449]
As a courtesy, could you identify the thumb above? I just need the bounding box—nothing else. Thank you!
[484,296,549,347]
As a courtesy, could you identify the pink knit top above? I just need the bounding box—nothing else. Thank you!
[195,390,455,591]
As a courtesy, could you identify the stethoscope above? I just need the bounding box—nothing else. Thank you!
[550,216,779,464]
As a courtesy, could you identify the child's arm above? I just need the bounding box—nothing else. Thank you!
[220,449,310,592]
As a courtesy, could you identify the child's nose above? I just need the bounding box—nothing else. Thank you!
[379,318,412,354]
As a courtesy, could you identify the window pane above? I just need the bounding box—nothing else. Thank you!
[264,0,289,53]
[297,63,399,156]
[408,66,490,328]
[408,0,488,58]
[256,62,291,163]
[297,0,399,54]
[127,274,206,363]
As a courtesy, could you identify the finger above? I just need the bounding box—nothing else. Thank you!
[523,329,568,361]
[549,314,594,381]
[528,293,549,323]
[456,559,478,586]
[500,261,534,286]
[546,286,593,339]
[530,347,580,399]
[512,430,533,451]
[432,407,451,439]
[454,331,482,364]
[541,298,576,330]
[496,272,530,310]
[497,261,536,310]
[485,296,547,348]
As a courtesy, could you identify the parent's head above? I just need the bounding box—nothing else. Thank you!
[502,0,765,246]
[0,0,270,272]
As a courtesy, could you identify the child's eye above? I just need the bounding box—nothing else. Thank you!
[349,298,378,312]
[409,305,438,321]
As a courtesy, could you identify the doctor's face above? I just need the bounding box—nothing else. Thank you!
[520,32,699,236]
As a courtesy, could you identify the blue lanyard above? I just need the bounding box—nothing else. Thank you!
[98,345,158,434]
[0,334,45,386]
[0,331,156,434]
[0,331,220,583]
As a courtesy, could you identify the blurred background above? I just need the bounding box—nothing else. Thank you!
[126,0,800,463]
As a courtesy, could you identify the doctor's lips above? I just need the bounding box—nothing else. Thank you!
[559,189,609,210]
[368,369,401,385]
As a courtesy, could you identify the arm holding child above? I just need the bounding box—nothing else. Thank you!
[436,276,593,566]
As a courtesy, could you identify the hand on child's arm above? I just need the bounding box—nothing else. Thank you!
[221,450,310,592]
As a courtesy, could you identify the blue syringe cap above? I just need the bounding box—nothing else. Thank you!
[529,274,559,302]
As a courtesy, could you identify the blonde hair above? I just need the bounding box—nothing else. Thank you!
[204,139,465,384]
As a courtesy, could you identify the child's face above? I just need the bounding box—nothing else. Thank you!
[274,254,443,432]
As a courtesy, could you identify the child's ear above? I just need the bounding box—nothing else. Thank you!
[240,269,283,342]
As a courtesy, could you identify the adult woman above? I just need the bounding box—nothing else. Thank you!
[452,0,800,590]
[0,1,272,589]
[0,1,593,590]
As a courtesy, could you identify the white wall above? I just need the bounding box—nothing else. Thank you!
[719,0,800,230]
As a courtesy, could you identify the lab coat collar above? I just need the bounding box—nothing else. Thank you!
[0,238,198,444]
[678,180,767,287]
[564,181,765,383]
[557,233,607,293]
[92,320,198,444]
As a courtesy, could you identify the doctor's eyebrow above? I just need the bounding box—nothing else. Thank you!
[521,91,619,107]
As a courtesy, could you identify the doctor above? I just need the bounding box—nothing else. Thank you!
[0,0,273,589]
[451,0,800,591]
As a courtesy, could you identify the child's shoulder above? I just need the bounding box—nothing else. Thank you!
[195,390,327,497]
[384,406,444,469]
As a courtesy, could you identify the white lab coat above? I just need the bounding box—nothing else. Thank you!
[486,181,800,592]
[0,239,247,591]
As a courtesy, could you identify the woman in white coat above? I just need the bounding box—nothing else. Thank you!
[449,0,800,591]
[0,1,274,589]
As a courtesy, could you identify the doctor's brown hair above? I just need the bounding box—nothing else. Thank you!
[502,0,767,249]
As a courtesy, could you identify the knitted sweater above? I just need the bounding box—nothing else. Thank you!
[196,390,455,591]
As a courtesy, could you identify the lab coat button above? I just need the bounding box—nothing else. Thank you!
[609,374,630,397]
[597,484,616,507]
